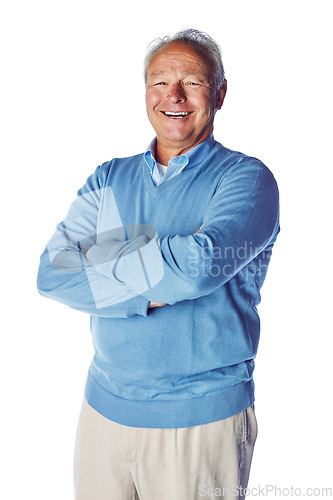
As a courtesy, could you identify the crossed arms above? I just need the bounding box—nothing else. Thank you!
[37,159,279,318]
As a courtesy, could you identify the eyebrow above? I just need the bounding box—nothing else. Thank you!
[148,71,168,77]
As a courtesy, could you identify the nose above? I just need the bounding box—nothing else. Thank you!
[167,83,186,103]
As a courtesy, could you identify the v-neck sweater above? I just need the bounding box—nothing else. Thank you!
[37,138,279,428]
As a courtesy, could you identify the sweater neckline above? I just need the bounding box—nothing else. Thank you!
[142,141,219,197]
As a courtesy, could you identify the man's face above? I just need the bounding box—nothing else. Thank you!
[145,42,226,156]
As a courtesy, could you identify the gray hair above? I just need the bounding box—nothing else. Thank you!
[144,29,226,90]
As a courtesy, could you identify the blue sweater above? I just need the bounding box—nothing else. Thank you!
[37,137,279,428]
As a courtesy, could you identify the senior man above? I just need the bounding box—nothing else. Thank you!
[37,29,279,500]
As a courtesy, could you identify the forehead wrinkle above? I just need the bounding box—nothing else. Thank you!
[148,67,208,81]
[150,71,206,78]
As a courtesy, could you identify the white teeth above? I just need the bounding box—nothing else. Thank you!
[164,111,190,116]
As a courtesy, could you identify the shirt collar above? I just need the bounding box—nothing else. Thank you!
[144,134,216,175]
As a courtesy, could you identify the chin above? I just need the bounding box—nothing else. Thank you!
[163,130,193,144]
[166,135,190,143]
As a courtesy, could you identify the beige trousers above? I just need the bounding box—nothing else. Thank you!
[74,399,257,500]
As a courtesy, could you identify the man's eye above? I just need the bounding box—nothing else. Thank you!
[155,82,166,86]
[188,82,199,86]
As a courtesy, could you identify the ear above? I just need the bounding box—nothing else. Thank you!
[215,80,227,110]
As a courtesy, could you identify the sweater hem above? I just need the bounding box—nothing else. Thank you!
[84,372,255,429]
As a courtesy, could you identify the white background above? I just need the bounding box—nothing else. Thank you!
[1,0,332,498]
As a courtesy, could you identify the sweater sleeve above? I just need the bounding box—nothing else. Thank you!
[116,158,280,304]
[37,164,150,318]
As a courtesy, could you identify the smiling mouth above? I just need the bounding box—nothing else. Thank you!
[161,111,193,118]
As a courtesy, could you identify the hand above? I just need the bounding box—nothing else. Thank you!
[149,302,167,308]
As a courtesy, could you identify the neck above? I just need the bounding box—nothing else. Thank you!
[155,146,186,166]
[155,134,210,165]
